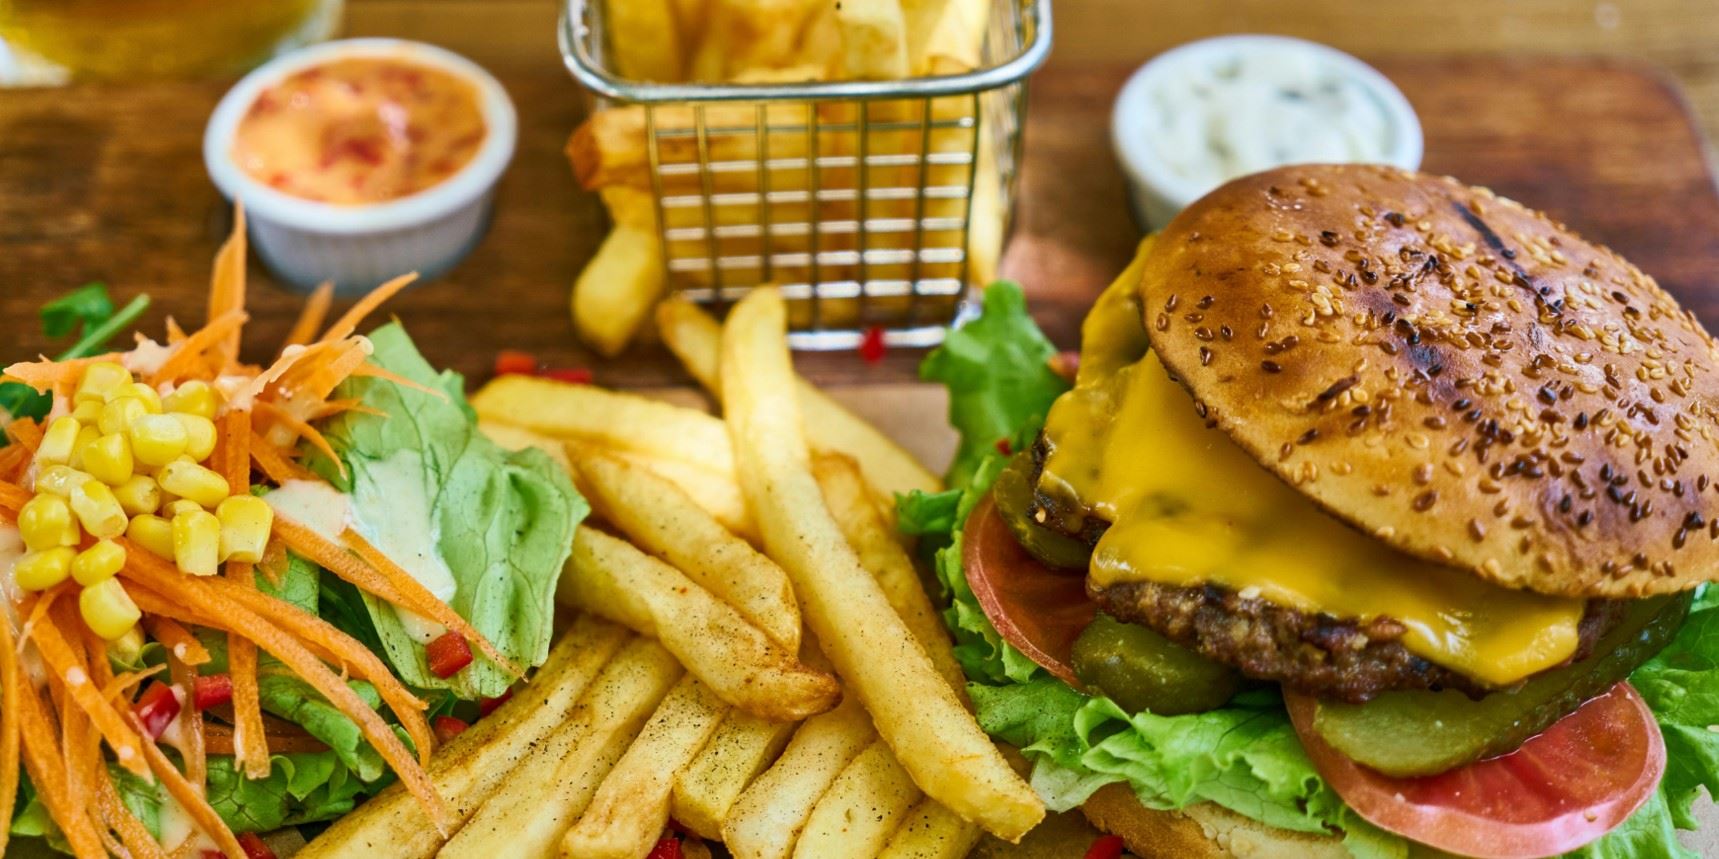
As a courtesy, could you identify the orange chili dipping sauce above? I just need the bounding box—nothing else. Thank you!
[232,57,487,205]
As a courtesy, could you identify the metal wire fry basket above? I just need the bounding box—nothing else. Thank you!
[560,0,1052,349]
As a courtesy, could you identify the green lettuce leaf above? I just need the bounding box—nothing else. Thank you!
[312,322,585,699]
[919,282,1067,490]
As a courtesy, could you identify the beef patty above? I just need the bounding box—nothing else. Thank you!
[1090,578,1629,703]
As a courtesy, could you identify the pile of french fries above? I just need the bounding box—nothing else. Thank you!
[568,0,1006,356]
[299,295,1043,858]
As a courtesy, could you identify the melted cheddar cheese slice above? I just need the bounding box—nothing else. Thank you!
[1037,253,1584,686]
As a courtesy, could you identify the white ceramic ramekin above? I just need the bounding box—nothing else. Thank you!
[204,38,517,293]
[1112,35,1423,230]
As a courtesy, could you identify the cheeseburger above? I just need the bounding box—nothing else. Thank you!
[912,164,1719,858]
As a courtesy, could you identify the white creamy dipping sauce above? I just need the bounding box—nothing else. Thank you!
[1136,41,1403,193]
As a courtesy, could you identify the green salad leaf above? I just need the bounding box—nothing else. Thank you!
[901,283,1719,859]
[312,322,584,699]
[0,285,150,422]
[920,282,1068,490]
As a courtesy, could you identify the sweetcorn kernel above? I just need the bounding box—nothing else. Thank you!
[162,499,204,519]
[158,460,228,508]
[80,578,141,641]
[67,425,101,469]
[70,479,127,540]
[71,540,126,586]
[75,362,131,404]
[14,547,75,590]
[112,475,161,516]
[172,510,221,576]
[174,414,218,462]
[216,495,272,564]
[109,382,162,413]
[18,494,79,551]
[71,399,103,425]
[107,624,146,664]
[128,414,188,467]
[83,433,134,486]
[34,465,91,498]
[36,416,80,466]
[126,514,175,560]
[97,397,148,437]
[163,381,218,420]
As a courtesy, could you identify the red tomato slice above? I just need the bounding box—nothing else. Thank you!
[1286,683,1665,858]
[962,493,1096,686]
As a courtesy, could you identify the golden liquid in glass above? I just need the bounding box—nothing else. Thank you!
[0,0,335,79]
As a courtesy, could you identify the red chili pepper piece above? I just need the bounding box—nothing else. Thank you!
[646,836,683,859]
[858,327,888,364]
[238,832,279,859]
[540,367,594,385]
[479,688,515,718]
[432,715,469,744]
[1083,834,1125,859]
[493,349,538,377]
[1052,350,1081,381]
[425,631,474,678]
[132,682,182,741]
[995,438,1013,455]
[193,673,234,710]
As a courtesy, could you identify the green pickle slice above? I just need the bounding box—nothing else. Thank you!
[1071,613,1243,716]
[992,452,1092,570]
[1312,593,1691,777]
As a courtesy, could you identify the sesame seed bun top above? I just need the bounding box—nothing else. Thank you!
[1140,164,1719,598]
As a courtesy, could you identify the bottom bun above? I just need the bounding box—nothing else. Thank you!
[1080,783,1349,858]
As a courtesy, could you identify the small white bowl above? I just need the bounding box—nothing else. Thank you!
[1112,35,1423,230]
[204,38,517,294]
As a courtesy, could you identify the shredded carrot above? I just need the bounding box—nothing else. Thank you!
[147,310,248,386]
[97,765,168,859]
[226,560,271,779]
[2,354,124,394]
[208,203,249,371]
[348,363,449,400]
[15,660,105,859]
[56,687,98,850]
[249,433,318,485]
[135,722,246,859]
[319,273,418,343]
[213,411,253,491]
[310,397,389,420]
[233,340,332,412]
[0,478,28,517]
[0,595,20,859]
[121,574,450,832]
[291,338,373,404]
[272,515,407,606]
[100,665,165,706]
[163,647,208,793]
[5,417,43,453]
[204,720,327,756]
[343,528,524,680]
[0,445,30,484]
[143,616,211,666]
[165,317,187,345]
[256,538,289,586]
[283,282,336,353]
[254,399,346,480]
[18,584,67,656]
[27,612,146,776]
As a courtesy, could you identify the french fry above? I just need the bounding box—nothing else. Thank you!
[562,677,729,859]
[471,375,735,476]
[722,695,876,859]
[561,526,840,721]
[670,0,709,61]
[837,0,910,80]
[671,710,797,840]
[602,185,659,232]
[477,421,574,473]
[814,453,966,695]
[440,638,683,859]
[709,0,821,77]
[656,298,941,499]
[570,442,757,541]
[604,0,685,82]
[878,797,984,859]
[299,616,630,859]
[574,224,667,358]
[796,738,923,858]
[720,288,1043,842]
[575,449,799,650]
[904,0,988,75]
